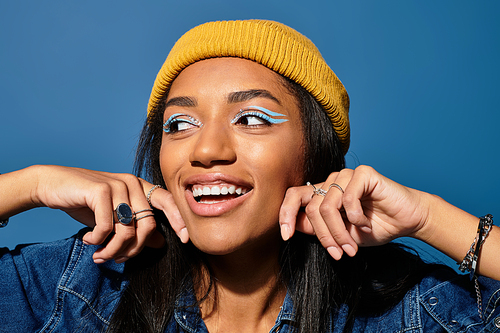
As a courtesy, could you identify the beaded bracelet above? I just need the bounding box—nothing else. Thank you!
[458,214,494,279]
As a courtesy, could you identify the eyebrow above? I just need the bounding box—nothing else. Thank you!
[165,96,197,108]
[164,89,281,109]
[227,89,281,105]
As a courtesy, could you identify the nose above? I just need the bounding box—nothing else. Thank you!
[189,122,236,167]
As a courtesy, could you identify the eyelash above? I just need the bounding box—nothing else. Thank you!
[231,111,273,126]
[163,114,202,134]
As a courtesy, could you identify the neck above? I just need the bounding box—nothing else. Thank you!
[197,235,286,333]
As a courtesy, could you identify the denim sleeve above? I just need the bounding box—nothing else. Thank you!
[0,233,78,331]
[419,268,500,332]
[0,229,128,332]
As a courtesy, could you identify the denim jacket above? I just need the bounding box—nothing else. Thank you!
[2,230,500,332]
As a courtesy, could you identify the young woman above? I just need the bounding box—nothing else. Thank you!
[1,20,499,332]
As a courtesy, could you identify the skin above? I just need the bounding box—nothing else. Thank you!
[159,57,305,256]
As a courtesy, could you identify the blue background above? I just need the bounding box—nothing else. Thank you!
[1,1,498,269]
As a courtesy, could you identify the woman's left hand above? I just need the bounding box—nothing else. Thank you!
[279,165,431,260]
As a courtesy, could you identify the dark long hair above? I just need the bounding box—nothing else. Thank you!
[107,74,435,332]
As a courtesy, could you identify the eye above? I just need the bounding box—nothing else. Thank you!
[231,107,288,127]
[234,112,271,126]
[163,114,202,134]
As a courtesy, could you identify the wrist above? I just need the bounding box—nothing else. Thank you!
[27,164,45,208]
[408,191,441,242]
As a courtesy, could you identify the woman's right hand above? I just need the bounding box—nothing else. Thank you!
[0,165,187,263]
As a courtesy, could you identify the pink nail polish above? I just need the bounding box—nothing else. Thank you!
[342,244,356,257]
[281,224,291,241]
[327,246,342,260]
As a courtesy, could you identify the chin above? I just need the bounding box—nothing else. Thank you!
[187,225,281,257]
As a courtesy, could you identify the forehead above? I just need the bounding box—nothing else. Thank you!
[167,58,295,105]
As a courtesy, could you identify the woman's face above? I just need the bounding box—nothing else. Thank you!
[160,58,304,255]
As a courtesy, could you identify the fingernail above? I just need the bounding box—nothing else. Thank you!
[360,226,372,233]
[93,258,106,264]
[178,228,189,243]
[327,246,342,260]
[281,224,291,241]
[342,244,356,257]
[114,256,129,264]
[82,234,91,245]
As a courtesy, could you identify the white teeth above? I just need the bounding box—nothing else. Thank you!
[192,184,249,198]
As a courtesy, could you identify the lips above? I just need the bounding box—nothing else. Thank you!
[183,174,253,216]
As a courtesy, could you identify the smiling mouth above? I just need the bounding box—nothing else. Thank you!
[191,184,251,204]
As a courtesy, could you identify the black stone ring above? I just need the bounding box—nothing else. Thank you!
[115,203,134,225]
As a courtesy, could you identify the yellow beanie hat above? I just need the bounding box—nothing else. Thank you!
[148,19,350,154]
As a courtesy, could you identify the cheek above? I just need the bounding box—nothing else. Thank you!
[244,135,305,189]
[159,140,183,191]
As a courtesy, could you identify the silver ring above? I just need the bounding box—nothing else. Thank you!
[115,203,134,225]
[306,182,327,197]
[329,183,344,194]
[135,214,155,221]
[147,185,163,207]
[134,208,153,216]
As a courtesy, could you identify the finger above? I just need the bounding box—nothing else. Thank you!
[305,188,345,260]
[295,211,315,235]
[148,185,189,243]
[108,218,165,264]
[93,180,137,263]
[114,215,158,263]
[105,175,163,262]
[81,183,115,245]
[279,185,314,241]
[341,166,373,231]
[316,171,359,258]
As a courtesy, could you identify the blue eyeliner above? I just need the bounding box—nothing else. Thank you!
[231,106,289,124]
[245,106,288,118]
[163,113,202,133]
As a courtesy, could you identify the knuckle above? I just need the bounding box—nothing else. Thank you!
[285,186,300,196]
[317,233,334,246]
[338,168,354,178]
[318,201,335,216]
[94,182,113,197]
[98,223,114,235]
[356,165,374,175]
[305,202,319,216]
[138,219,157,233]
[117,228,136,242]
[329,229,347,242]
[111,179,129,193]
[122,173,141,187]
[342,192,356,205]
[347,209,364,223]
